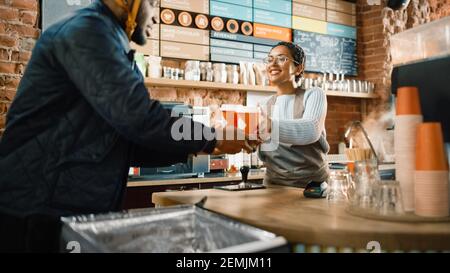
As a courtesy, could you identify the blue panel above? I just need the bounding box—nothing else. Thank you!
[327,22,357,39]
[214,0,252,7]
[210,54,260,64]
[254,9,291,28]
[211,47,254,58]
[210,1,253,22]
[254,51,269,61]
[254,44,273,53]
[254,0,291,15]
[211,31,279,46]
[210,39,254,51]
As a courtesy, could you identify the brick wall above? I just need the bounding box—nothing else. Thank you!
[0,0,39,134]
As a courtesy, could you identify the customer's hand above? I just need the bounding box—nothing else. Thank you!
[213,127,261,155]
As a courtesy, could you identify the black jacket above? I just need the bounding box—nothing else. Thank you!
[0,0,215,218]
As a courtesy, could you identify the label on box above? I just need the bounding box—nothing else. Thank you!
[253,23,292,42]
[327,22,356,39]
[210,1,253,22]
[326,0,356,15]
[161,24,209,45]
[131,40,160,56]
[254,9,291,28]
[293,0,325,8]
[327,10,356,27]
[161,0,209,14]
[160,41,209,60]
[254,0,292,15]
[211,47,254,58]
[292,16,327,34]
[210,38,254,51]
[293,3,326,21]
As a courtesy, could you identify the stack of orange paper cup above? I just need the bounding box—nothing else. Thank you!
[415,123,449,217]
[394,87,423,212]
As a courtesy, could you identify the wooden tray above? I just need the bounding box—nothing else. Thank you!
[346,206,450,223]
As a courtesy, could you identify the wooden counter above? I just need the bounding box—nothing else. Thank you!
[152,187,450,251]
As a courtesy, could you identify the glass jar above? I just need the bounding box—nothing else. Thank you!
[205,63,214,82]
[213,63,227,83]
[327,170,352,204]
[226,65,239,84]
[200,62,207,81]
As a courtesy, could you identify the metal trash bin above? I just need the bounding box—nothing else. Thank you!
[60,205,288,253]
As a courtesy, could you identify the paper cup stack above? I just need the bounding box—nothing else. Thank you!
[415,123,449,217]
[394,87,423,212]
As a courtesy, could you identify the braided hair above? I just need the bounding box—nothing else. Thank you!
[272,41,306,81]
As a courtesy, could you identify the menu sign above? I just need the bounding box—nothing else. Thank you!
[294,30,357,76]
[161,0,209,14]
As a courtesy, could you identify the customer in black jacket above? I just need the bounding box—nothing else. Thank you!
[0,0,256,252]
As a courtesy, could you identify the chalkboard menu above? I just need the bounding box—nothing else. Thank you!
[293,30,357,76]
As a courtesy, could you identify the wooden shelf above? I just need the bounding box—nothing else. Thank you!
[144,78,379,99]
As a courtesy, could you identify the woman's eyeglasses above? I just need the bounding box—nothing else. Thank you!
[263,55,299,66]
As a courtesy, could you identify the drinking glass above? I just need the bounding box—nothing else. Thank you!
[350,160,380,210]
[374,180,404,215]
[327,170,352,203]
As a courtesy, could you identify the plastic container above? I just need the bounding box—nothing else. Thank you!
[60,205,288,253]
[390,16,450,66]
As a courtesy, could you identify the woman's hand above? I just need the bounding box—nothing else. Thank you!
[257,104,272,142]
[212,127,261,155]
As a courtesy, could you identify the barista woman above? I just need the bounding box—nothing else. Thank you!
[258,42,330,187]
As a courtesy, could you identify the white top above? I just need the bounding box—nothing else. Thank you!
[270,87,329,152]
